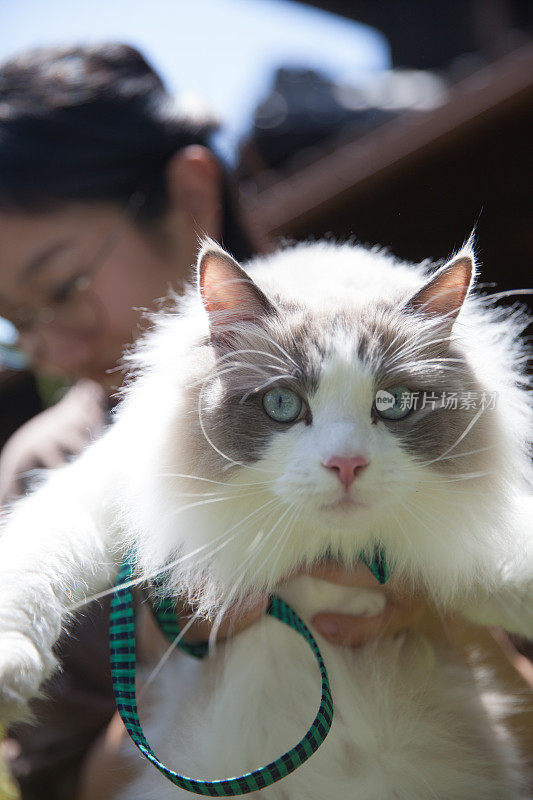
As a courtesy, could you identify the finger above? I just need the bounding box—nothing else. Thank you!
[313,610,390,646]
[306,561,382,589]
[59,431,91,457]
[305,561,416,604]
[78,382,107,425]
[70,379,106,411]
[215,596,270,639]
[38,446,70,470]
[313,602,423,647]
[180,595,269,643]
[0,474,26,505]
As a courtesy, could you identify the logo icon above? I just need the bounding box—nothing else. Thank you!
[375,390,395,411]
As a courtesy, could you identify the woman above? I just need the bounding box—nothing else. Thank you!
[0,41,264,799]
[0,43,530,800]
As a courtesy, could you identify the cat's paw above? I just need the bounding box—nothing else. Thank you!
[0,632,55,724]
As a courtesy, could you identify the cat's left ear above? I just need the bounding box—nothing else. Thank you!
[405,253,474,333]
[197,240,275,340]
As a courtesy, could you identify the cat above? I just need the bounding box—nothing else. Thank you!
[0,238,532,799]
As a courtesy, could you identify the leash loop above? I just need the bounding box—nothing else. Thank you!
[110,560,334,795]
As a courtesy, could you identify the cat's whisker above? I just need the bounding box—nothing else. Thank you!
[158,472,274,488]
[203,503,282,645]
[213,357,285,378]
[401,446,498,476]
[165,490,269,520]
[207,591,244,655]
[401,493,487,554]
[169,500,289,621]
[194,361,276,388]
[204,499,296,643]
[263,502,302,592]
[138,607,204,702]
[255,505,298,589]
[245,328,301,372]
[81,499,281,612]
[415,470,495,483]
[385,332,455,364]
[389,472,489,497]
[159,487,271,499]
[482,288,533,302]
[67,575,153,611]
[413,483,487,497]
[401,495,453,535]
[197,391,261,472]
[383,341,459,374]
[382,358,455,379]
[390,336,455,361]
[69,496,282,610]
[205,507,285,652]
[196,386,278,475]
[396,498,445,546]
[375,306,456,367]
[204,503,294,649]
[217,348,296,370]
[239,373,296,404]
[415,356,464,364]
[208,359,298,404]
[220,462,278,476]
[160,497,284,585]
[376,326,409,363]
[389,509,416,555]
[392,344,460,360]
[387,361,470,375]
[204,511,286,649]
[227,507,298,640]
[225,500,295,597]
[405,407,486,471]
[416,443,498,464]
[193,350,297,395]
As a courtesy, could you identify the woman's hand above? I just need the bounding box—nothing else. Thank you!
[305,561,423,646]
[177,560,423,649]
[0,380,106,504]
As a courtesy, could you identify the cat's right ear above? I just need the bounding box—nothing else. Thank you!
[197,240,274,343]
[404,252,475,334]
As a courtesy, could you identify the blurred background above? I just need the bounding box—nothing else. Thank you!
[0,2,532,795]
[1,0,532,377]
[1,0,532,343]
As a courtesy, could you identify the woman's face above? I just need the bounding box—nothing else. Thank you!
[0,202,198,386]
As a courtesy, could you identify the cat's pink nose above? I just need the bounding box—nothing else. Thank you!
[323,455,369,490]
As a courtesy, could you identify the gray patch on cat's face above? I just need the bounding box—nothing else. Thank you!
[353,303,492,473]
[189,302,327,473]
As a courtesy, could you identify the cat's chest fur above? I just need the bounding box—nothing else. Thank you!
[119,578,520,800]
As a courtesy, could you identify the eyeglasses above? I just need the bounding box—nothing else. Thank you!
[1,192,146,338]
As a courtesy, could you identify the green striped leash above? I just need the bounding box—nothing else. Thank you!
[110,549,389,796]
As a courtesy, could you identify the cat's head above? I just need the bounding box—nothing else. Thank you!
[123,240,532,611]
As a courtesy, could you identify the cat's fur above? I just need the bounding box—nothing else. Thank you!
[0,239,532,798]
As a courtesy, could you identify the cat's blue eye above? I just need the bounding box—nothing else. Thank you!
[374,386,413,420]
[262,387,303,423]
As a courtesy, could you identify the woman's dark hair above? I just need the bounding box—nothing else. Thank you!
[0,43,254,261]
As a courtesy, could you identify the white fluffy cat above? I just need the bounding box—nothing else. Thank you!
[0,239,532,799]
